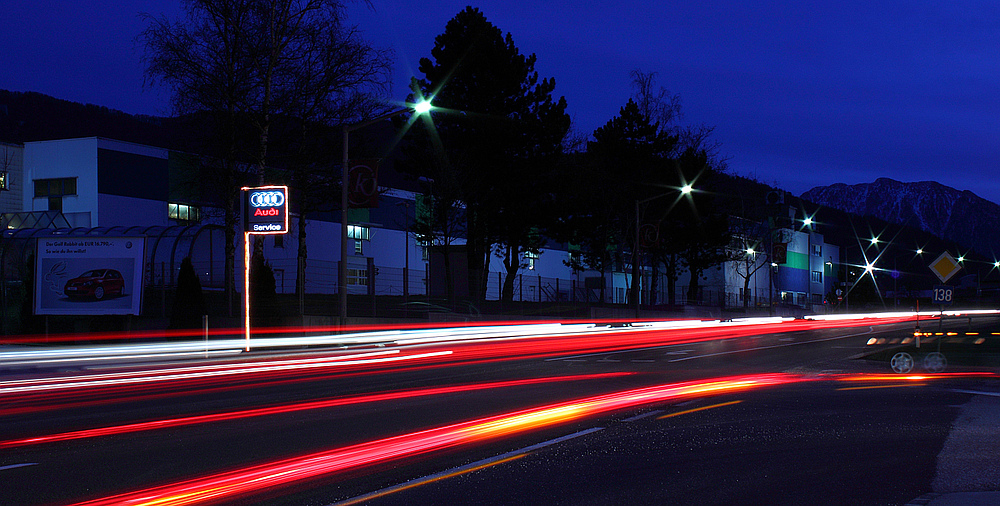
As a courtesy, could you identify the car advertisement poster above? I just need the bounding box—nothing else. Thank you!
[35,237,145,315]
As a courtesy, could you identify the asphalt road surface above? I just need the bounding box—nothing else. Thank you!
[2,314,998,505]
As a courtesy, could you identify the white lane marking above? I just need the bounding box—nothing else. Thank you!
[0,463,37,472]
[630,359,655,363]
[778,337,796,342]
[622,410,664,422]
[596,358,621,363]
[548,345,694,362]
[328,427,605,505]
[668,328,877,362]
[950,389,1000,398]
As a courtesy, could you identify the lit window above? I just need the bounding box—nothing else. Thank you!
[168,203,201,222]
[355,240,363,254]
[812,244,822,257]
[525,251,539,271]
[348,268,368,286]
[811,270,822,283]
[348,225,370,241]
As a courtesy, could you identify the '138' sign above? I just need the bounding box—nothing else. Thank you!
[932,285,953,305]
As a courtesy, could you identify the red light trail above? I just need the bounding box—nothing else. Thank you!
[0,372,634,449]
[1,315,925,417]
[68,373,802,506]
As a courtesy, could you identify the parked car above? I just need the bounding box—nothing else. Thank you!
[64,269,125,300]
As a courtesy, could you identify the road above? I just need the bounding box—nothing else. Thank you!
[1,313,998,505]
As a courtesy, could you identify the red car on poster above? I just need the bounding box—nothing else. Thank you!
[64,269,126,300]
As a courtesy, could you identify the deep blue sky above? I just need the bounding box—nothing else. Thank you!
[4,1,1000,204]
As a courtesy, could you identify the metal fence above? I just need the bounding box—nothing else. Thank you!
[254,259,762,309]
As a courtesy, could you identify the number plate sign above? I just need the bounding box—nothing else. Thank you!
[932,285,954,305]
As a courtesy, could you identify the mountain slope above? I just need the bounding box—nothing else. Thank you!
[0,90,178,148]
[802,177,1000,256]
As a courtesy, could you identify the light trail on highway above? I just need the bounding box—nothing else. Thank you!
[2,311,965,368]
[65,373,804,506]
[0,372,634,449]
[0,312,938,417]
[63,370,997,506]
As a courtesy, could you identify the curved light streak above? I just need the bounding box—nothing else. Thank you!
[1,350,450,395]
[0,372,633,449]
[68,373,801,506]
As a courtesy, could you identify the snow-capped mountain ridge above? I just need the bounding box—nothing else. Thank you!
[801,177,1000,256]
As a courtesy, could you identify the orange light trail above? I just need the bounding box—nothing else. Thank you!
[833,372,997,383]
[68,373,801,506]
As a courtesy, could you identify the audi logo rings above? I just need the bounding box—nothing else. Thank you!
[249,191,285,208]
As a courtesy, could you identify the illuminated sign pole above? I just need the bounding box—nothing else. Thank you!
[242,185,289,351]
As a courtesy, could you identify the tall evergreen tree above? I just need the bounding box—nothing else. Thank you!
[405,7,570,302]
[586,99,678,305]
[170,257,208,331]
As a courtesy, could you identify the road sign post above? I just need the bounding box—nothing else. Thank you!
[927,252,960,364]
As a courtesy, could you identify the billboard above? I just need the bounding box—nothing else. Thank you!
[35,237,145,315]
[243,185,288,234]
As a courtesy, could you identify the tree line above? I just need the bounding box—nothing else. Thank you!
[140,2,769,311]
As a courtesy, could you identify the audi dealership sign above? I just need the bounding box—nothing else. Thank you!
[242,185,288,234]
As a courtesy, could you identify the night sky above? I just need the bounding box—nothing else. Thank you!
[4,1,999,203]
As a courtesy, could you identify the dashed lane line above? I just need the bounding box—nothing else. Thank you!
[622,410,664,422]
[0,463,37,472]
[668,327,878,363]
[328,427,605,505]
[950,389,1000,398]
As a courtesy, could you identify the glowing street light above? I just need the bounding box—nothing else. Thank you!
[634,185,695,317]
[340,98,433,323]
[413,100,433,114]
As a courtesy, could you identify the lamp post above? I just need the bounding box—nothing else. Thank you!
[633,185,692,319]
[802,217,812,309]
[340,100,432,325]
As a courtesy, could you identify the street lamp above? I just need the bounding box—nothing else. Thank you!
[340,99,432,324]
[633,186,692,318]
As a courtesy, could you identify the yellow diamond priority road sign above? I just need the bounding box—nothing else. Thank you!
[929,251,961,283]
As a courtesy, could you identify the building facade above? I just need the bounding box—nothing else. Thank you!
[7,136,843,313]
